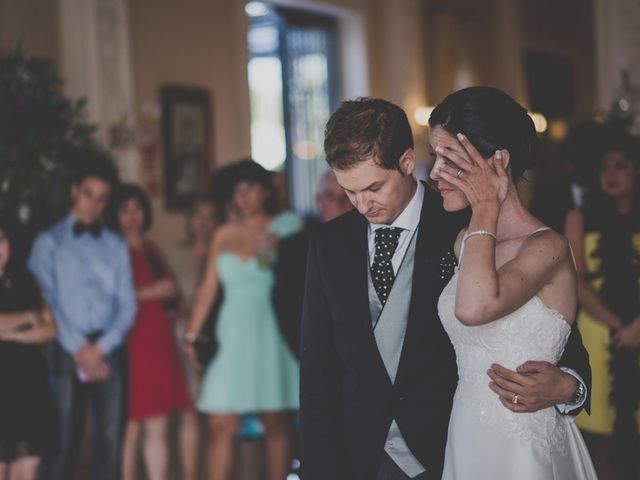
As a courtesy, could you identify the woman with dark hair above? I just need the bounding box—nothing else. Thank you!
[565,127,640,480]
[428,87,596,478]
[0,214,58,480]
[110,184,191,480]
[185,160,301,480]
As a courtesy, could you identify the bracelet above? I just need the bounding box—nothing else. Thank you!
[463,230,497,243]
[183,331,197,344]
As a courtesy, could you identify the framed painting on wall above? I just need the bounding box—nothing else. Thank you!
[160,85,212,209]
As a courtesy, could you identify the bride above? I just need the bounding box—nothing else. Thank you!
[428,87,597,479]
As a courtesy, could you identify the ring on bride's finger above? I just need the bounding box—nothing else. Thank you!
[456,169,463,178]
[512,394,519,405]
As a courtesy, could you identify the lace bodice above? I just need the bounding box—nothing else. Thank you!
[438,268,572,453]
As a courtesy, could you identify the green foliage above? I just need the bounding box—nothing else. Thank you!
[0,42,112,232]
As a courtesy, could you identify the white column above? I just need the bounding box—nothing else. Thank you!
[493,0,527,106]
[57,0,101,123]
[372,0,429,160]
[58,0,141,181]
[593,0,640,111]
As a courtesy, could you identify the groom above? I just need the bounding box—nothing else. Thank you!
[300,97,591,480]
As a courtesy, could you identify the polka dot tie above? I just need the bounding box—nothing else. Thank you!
[371,227,403,306]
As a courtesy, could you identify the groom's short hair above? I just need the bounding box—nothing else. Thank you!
[324,97,414,171]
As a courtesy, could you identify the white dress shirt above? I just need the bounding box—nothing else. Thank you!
[368,178,424,272]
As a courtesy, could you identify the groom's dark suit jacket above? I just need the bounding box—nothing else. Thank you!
[300,182,591,480]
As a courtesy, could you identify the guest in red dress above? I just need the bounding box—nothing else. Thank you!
[110,184,191,480]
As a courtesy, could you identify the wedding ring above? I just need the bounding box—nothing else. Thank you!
[456,169,463,178]
[512,394,519,405]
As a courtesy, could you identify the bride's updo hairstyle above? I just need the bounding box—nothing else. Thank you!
[429,86,540,180]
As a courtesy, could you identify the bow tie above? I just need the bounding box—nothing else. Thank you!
[73,221,103,237]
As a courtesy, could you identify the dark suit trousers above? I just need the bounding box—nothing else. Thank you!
[46,343,126,480]
[376,453,432,480]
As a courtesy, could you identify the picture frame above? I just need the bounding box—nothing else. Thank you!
[160,85,212,209]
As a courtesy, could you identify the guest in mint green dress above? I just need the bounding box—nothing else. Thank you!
[184,160,301,480]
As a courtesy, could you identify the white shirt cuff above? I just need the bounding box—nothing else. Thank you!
[556,367,586,413]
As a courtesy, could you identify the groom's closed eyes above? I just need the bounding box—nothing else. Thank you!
[342,180,384,195]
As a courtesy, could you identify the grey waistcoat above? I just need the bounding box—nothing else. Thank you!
[368,229,426,477]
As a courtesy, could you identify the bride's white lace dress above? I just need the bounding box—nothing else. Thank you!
[438,267,597,479]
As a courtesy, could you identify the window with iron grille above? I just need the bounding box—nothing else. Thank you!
[247,4,339,215]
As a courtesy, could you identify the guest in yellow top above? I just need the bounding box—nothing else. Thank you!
[565,126,640,480]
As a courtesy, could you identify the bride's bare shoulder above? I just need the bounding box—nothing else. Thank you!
[519,228,571,262]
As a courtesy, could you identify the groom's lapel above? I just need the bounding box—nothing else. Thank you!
[342,212,392,386]
[395,184,441,384]
[344,214,371,327]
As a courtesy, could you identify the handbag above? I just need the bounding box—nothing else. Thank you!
[143,242,222,367]
[142,243,217,365]
[193,313,218,366]
[193,289,223,367]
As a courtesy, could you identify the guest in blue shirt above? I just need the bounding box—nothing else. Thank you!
[28,159,137,480]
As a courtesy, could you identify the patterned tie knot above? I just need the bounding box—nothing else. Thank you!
[372,227,403,306]
[374,227,402,255]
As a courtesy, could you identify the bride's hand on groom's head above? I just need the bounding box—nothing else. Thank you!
[487,361,577,413]
[434,133,509,208]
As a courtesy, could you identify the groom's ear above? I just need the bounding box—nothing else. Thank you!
[399,148,416,176]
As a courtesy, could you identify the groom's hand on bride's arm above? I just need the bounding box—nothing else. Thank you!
[487,361,578,413]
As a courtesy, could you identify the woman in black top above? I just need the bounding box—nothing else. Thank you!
[0,215,58,480]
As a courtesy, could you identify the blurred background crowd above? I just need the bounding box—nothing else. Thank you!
[0,0,639,479]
